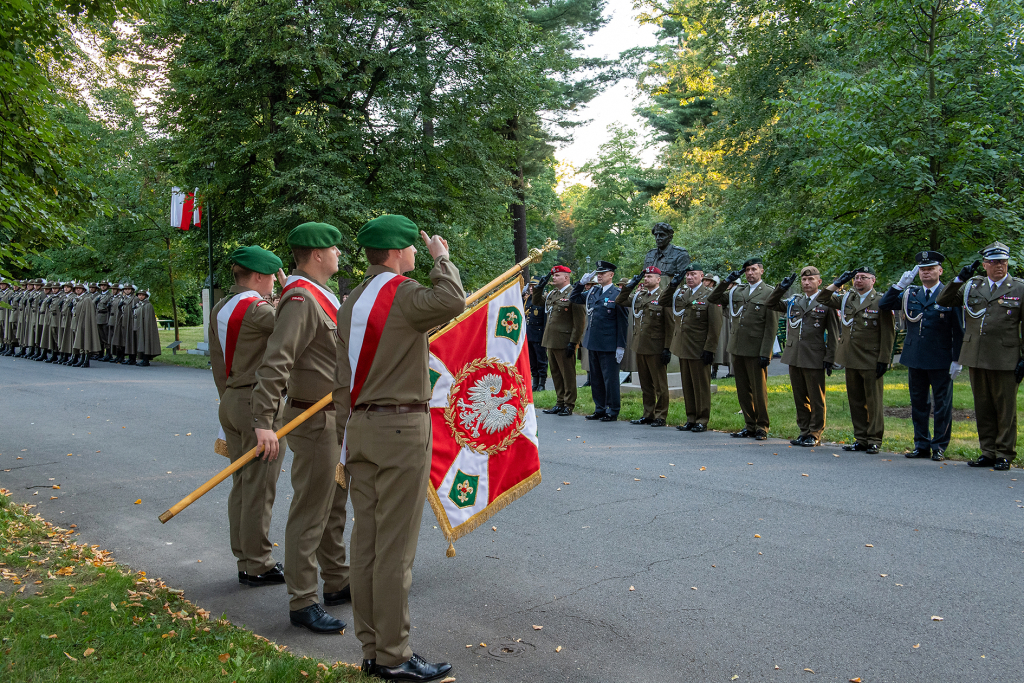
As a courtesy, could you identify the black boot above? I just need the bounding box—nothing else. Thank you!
[71,353,85,367]
[80,356,90,368]
[34,349,47,361]
[100,351,112,362]
[62,353,72,365]
[45,351,57,363]
[127,354,136,366]
[67,353,79,367]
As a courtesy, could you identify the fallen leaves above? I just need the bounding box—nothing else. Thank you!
[110,602,117,611]
[628,586,635,591]
[865,544,874,548]
[659,475,666,478]
[931,616,944,621]
[218,653,231,663]
[491,526,497,531]
[801,473,809,477]
[134,499,142,505]
[850,679,861,682]
[532,625,542,630]
[731,676,739,681]
[754,534,761,538]
[162,630,177,639]
[83,648,95,657]
[700,466,706,471]
[64,652,77,661]
[804,668,814,673]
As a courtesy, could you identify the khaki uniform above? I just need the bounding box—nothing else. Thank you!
[937,276,1024,459]
[532,285,586,411]
[616,283,670,420]
[708,279,779,432]
[661,283,723,425]
[335,257,464,667]
[0,286,10,345]
[251,269,348,611]
[767,288,838,441]
[821,289,895,447]
[96,289,113,351]
[210,285,283,575]
[57,293,77,354]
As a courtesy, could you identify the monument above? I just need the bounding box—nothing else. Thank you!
[643,222,691,286]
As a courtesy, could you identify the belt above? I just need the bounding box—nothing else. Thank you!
[357,403,429,414]
[289,398,336,412]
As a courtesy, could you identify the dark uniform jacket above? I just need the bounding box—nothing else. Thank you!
[571,283,627,352]
[708,279,779,358]
[766,289,837,369]
[532,284,585,350]
[659,283,722,360]
[878,283,963,370]
[936,275,1024,371]
[615,282,667,355]
[821,289,896,370]
[524,299,545,344]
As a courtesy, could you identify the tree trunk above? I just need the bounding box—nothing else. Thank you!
[511,164,529,271]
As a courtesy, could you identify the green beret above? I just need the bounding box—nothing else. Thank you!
[229,246,283,275]
[357,215,419,250]
[287,222,343,249]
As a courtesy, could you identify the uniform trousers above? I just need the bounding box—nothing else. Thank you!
[636,353,669,420]
[968,367,1019,459]
[789,365,827,439]
[845,368,884,446]
[589,349,621,417]
[346,409,431,667]
[282,403,348,611]
[528,340,548,381]
[219,387,283,575]
[908,367,953,452]
[679,357,712,425]
[733,355,769,431]
[546,345,577,410]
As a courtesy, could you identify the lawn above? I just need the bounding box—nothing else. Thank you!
[534,366,1023,464]
[156,326,212,370]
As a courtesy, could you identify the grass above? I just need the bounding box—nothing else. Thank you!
[535,366,1024,464]
[0,489,371,682]
[156,326,212,370]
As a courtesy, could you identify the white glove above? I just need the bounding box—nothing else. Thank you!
[582,271,596,285]
[615,347,624,364]
[949,361,962,380]
[895,265,920,290]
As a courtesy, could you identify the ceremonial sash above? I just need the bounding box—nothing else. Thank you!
[281,275,340,324]
[216,290,261,378]
[340,272,408,463]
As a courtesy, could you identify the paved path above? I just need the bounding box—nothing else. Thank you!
[2,355,1022,682]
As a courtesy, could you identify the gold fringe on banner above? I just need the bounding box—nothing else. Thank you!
[214,438,230,458]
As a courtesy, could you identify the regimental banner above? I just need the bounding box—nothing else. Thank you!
[427,277,541,555]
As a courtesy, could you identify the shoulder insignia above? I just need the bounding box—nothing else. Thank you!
[289,295,305,302]
[255,300,269,306]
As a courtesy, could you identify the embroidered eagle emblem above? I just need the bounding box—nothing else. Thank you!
[456,373,518,438]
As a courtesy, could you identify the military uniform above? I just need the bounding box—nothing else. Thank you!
[767,267,837,446]
[616,267,670,425]
[936,242,1023,469]
[41,285,63,362]
[95,283,114,360]
[57,284,77,363]
[133,291,162,365]
[0,280,11,353]
[531,269,585,413]
[571,261,627,420]
[524,288,548,391]
[821,275,895,452]
[661,275,722,431]
[70,283,101,367]
[708,262,778,437]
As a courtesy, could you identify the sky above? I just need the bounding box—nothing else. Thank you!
[554,0,663,174]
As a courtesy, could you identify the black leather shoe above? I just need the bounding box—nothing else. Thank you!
[242,562,285,587]
[800,436,820,447]
[866,444,880,454]
[541,406,563,415]
[969,456,997,467]
[842,442,868,452]
[754,429,768,440]
[790,438,803,445]
[690,423,707,433]
[677,422,695,431]
[289,603,346,634]
[584,412,606,420]
[906,448,931,459]
[629,417,652,425]
[731,428,754,438]
[650,419,667,427]
[373,653,452,682]
[362,660,376,675]
[599,414,616,422]
[323,585,350,606]
[556,407,573,416]
[993,458,1011,471]
[931,449,945,461]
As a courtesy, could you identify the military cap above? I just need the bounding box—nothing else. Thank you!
[915,251,944,267]
[73,281,85,289]
[593,260,617,273]
[742,257,763,269]
[642,266,662,275]
[356,215,418,250]
[288,221,344,249]
[230,245,283,275]
[857,266,876,276]
[550,265,571,274]
[703,274,721,285]
[529,277,540,285]
[684,263,704,273]
[616,277,628,287]
[799,266,820,277]
[31,278,43,285]
[651,222,674,234]
[981,241,1010,260]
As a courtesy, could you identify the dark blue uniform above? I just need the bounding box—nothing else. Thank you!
[571,282,628,417]
[878,283,964,455]
[525,299,547,388]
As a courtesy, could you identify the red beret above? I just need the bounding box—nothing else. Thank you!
[550,265,571,274]
[643,266,662,275]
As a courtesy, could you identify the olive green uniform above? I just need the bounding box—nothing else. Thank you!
[661,282,723,426]
[821,289,895,447]
[708,279,779,432]
[532,285,586,411]
[335,256,464,667]
[251,270,348,611]
[616,282,670,420]
[767,288,838,441]
[937,275,1024,460]
[96,288,114,353]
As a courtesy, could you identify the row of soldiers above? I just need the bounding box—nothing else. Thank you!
[527,239,1023,472]
[0,279,161,367]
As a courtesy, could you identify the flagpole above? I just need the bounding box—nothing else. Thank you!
[465,237,559,308]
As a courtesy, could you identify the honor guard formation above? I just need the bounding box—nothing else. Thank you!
[0,279,161,367]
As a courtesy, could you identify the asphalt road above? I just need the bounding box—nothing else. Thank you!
[2,354,1022,682]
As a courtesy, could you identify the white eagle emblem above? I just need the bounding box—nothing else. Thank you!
[456,373,518,439]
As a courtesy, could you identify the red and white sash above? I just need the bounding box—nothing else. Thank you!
[216,290,261,378]
[280,275,341,324]
[340,271,408,463]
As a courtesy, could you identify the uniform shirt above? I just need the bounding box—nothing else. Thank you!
[532,284,585,350]
[615,282,667,355]
[660,282,723,360]
[820,288,895,370]
[878,283,962,370]
[524,299,546,343]
[708,278,779,358]
[209,284,277,397]
[571,282,627,352]
[936,275,1024,371]
[766,288,837,369]
[333,255,464,419]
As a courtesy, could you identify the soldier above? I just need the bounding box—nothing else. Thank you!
[56,282,76,365]
[133,290,162,366]
[41,281,62,363]
[661,264,723,432]
[708,258,779,440]
[210,246,287,588]
[70,282,101,367]
[617,266,671,426]
[106,284,123,361]
[571,261,627,421]
[936,243,1024,470]
[879,252,963,462]
[767,266,838,447]
[252,222,349,634]
[117,284,139,365]
[523,279,548,391]
[29,282,52,361]
[4,280,23,356]
[95,281,113,361]
[335,215,461,682]
[820,267,896,454]
[0,278,10,354]
[531,266,585,416]
[26,279,45,359]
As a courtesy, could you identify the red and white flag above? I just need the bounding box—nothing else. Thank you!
[280,275,340,323]
[170,187,202,230]
[215,290,262,378]
[427,277,541,555]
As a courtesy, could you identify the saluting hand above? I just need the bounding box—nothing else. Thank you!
[536,273,551,290]
[779,272,797,291]
[626,273,643,290]
[725,270,743,284]
[275,268,287,290]
[895,266,919,290]
[833,270,857,287]
[420,230,449,259]
[958,260,981,282]
[669,272,686,289]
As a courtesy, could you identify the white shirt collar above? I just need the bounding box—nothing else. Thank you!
[558,284,570,293]
[748,280,761,292]
[602,283,614,294]
[859,288,874,303]
[989,275,1009,289]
